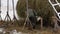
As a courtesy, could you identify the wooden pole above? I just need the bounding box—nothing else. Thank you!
[22,0,33,30]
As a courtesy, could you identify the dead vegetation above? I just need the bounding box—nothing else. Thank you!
[4,26,60,34]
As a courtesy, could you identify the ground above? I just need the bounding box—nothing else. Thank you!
[0,21,60,34]
[5,26,60,34]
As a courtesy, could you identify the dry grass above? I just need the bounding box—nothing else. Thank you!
[0,21,60,34]
[4,26,60,34]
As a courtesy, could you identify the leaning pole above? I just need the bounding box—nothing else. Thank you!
[22,0,33,30]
